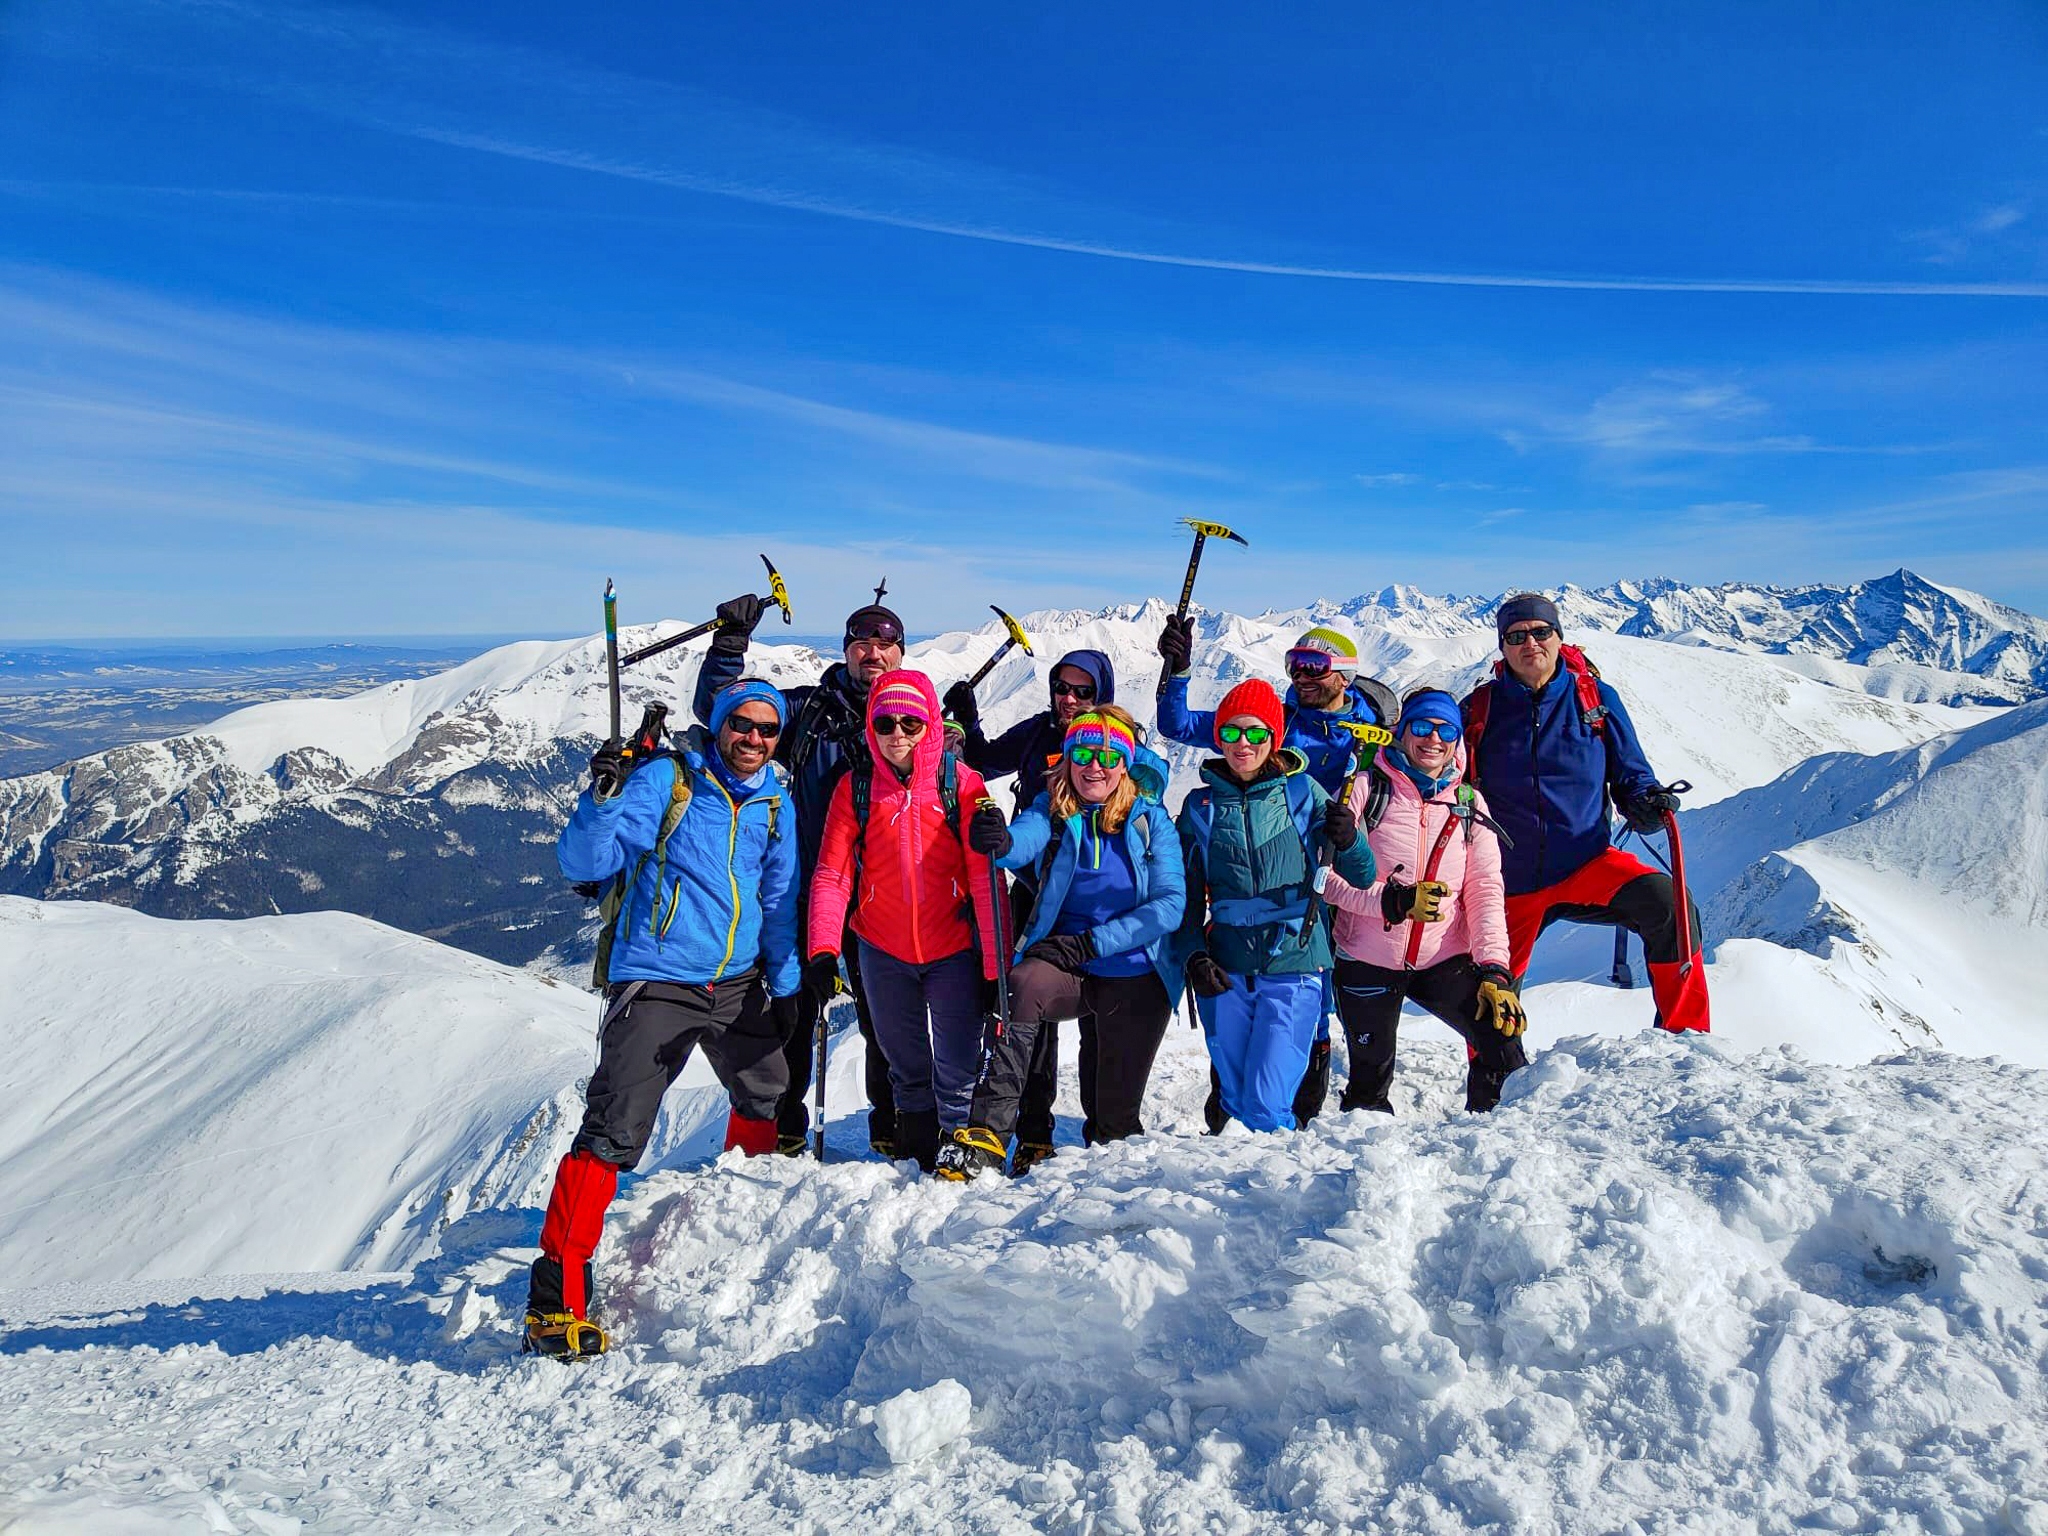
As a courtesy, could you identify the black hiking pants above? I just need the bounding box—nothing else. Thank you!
[574,974,790,1168]
[1007,881,1097,1147]
[776,918,896,1147]
[1334,955,1528,1114]
[969,964,1169,1146]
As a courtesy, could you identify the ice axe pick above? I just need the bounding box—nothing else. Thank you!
[962,606,1035,693]
[1157,517,1249,698]
[619,553,793,670]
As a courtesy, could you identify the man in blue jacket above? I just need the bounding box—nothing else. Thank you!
[697,589,905,1154]
[523,677,799,1358]
[1155,618,1398,1125]
[943,648,1116,1173]
[1461,593,1710,1034]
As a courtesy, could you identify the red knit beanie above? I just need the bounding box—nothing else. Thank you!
[1214,678,1285,748]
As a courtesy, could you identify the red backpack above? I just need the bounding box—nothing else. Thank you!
[1462,643,1609,766]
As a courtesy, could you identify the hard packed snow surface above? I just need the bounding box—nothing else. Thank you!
[5,1025,2047,1534]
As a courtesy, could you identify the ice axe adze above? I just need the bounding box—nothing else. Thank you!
[1157,518,1248,698]
[947,606,1035,718]
[619,553,793,670]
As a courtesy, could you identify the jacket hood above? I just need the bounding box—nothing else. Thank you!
[1050,648,1116,709]
[1198,745,1309,794]
[863,668,944,791]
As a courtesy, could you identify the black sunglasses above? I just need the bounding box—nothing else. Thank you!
[873,715,928,737]
[1050,679,1096,701]
[724,716,782,740]
[1502,625,1557,647]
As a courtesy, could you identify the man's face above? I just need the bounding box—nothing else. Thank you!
[1288,657,1346,710]
[844,637,902,688]
[1500,621,1562,689]
[719,704,781,776]
[1050,663,1098,726]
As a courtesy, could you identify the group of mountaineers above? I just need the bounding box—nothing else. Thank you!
[524,568,1708,1358]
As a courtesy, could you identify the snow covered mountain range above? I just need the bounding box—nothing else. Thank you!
[0,569,2022,979]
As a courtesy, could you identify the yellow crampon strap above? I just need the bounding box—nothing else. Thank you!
[524,1311,610,1358]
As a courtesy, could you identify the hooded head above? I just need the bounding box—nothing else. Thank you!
[864,668,943,784]
[1047,648,1116,727]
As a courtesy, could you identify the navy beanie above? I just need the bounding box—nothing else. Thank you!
[1496,592,1562,638]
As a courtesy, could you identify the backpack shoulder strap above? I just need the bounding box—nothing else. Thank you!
[1462,680,1494,767]
[1561,646,1609,734]
[1362,761,1395,831]
[939,751,962,838]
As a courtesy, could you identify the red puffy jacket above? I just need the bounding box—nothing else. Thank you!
[807,670,1003,979]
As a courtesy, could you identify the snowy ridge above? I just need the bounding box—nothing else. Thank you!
[0,897,729,1290]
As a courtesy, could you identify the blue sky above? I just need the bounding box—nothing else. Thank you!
[2,0,2045,637]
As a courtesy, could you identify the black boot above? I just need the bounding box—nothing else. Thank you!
[1203,1067,1229,1135]
[523,1256,607,1359]
[1292,1037,1332,1128]
[895,1107,941,1173]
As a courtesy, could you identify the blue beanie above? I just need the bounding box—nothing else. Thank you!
[1396,688,1462,737]
[708,677,787,736]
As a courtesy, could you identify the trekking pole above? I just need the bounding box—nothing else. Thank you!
[813,979,830,1164]
[1320,721,1393,867]
[1610,929,1635,989]
[1156,518,1248,699]
[602,579,622,751]
[620,553,794,670]
[947,607,1035,718]
[1659,780,1696,979]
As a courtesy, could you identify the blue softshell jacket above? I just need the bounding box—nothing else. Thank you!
[1157,675,1394,793]
[995,742,1187,1007]
[559,741,800,995]
[1461,670,1663,897]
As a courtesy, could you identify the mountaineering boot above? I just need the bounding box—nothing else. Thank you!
[532,1149,618,1322]
[776,1133,809,1157]
[934,1127,1008,1183]
[894,1107,942,1173]
[1008,1142,1055,1178]
[722,1111,779,1157]
[522,1255,609,1359]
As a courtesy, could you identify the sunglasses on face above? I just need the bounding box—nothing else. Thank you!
[1403,719,1462,744]
[725,716,782,740]
[1068,746,1126,769]
[1502,625,1557,647]
[1218,724,1273,745]
[1284,649,1334,676]
[873,715,927,737]
[846,619,905,646]
[1050,678,1097,701]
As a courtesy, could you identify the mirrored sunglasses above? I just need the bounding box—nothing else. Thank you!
[1284,648,1335,675]
[1218,724,1273,745]
[846,618,905,645]
[1502,624,1557,647]
[873,715,927,737]
[1403,719,1462,743]
[1067,745,1126,769]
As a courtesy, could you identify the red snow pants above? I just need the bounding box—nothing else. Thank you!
[1506,846,1711,1034]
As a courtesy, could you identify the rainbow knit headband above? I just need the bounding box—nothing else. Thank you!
[1064,711,1135,761]
[869,678,933,724]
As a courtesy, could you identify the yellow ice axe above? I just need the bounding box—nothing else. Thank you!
[961,605,1035,693]
[1158,517,1249,698]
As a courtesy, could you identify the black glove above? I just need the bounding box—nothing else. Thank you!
[942,680,979,731]
[1157,614,1194,676]
[1023,933,1095,973]
[801,953,842,1007]
[711,593,764,654]
[1184,952,1231,998]
[771,993,803,1042]
[1620,786,1681,835]
[589,743,628,801]
[1322,797,1358,852]
[967,803,1012,857]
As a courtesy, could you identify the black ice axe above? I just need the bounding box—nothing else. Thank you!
[619,554,793,670]
[1156,517,1248,698]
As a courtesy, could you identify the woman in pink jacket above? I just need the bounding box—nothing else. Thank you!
[807,670,1003,1170]
[1318,688,1529,1113]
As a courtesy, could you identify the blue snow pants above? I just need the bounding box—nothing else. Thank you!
[1198,972,1326,1132]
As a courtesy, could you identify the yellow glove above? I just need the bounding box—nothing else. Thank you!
[1474,973,1526,1038]
[1412,880,1450,923]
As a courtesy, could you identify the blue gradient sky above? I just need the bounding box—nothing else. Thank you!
[2,0,2045,636]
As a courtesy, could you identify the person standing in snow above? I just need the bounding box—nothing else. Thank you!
[1461,594,1709,1034]
[943,648,1118,1173]
[1173,679,1376,1131]
[805,671,1005,1171]
[697,587,907,1155]
[525,677,799,1358]
[939,706,1186,1179]
[1319,688,1528,1113]
[1155,619,1399,1126]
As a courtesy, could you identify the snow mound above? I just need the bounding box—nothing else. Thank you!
[0,898,727,1288]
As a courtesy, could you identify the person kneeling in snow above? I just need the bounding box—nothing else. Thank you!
[939,707,1186,1179]
[1462,594,1709,1034]
[1320,688,1528,1113]
[524,677,800,1358]
[805,671,1005,1172]
[1174,680,1376,1131]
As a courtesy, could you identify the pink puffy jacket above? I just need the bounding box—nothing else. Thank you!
[1321,746,1509,972]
